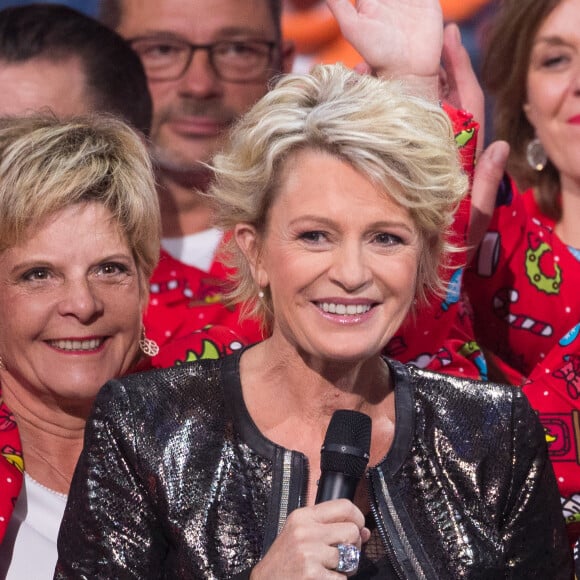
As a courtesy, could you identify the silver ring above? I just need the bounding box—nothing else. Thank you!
[335,543,360,574]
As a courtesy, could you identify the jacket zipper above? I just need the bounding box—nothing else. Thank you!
[368,472,405,579]
[277,450,293,534]
[369,469,428,580]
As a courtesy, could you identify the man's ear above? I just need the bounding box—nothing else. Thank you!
[234,223,269,288]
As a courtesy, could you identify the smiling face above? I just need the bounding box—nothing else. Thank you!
[116,0,292,173]
[0,202,145,414]
[237,149,421,365]
[525,0,580,181]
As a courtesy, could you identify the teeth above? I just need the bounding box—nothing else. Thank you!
[319,302,371,315]
[49,338,103,351]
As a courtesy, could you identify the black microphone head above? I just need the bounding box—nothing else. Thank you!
[320,410,372,479]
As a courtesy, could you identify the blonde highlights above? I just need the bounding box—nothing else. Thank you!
[210,64,468,326]
[0,114,160,279]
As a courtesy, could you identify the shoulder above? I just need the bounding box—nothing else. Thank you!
[93,355,238,438]
[392,359,541,446]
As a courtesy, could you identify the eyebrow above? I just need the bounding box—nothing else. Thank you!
[8,253,134,275]
[289,215,415,234]
[532,35,576,48]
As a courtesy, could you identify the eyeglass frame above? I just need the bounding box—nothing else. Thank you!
[128,35,279,83]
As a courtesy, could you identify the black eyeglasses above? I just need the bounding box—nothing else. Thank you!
[129,36,278,82]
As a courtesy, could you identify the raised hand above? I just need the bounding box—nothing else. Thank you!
[326,0,443,98]
[467,140,510,264]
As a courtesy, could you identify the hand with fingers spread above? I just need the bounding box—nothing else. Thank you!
[326,0,443,98]
[251,499,370,579]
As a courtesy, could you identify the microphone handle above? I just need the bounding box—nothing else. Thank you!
[315,471,359,503]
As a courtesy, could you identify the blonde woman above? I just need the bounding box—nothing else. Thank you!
[0,115,160,578]
[56,61,570,578]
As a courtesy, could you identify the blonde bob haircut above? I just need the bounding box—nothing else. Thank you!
[0,114,160,280]
[211,64,467,327]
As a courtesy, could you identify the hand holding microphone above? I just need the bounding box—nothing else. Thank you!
[252,410,372,579]
[315,410,372,575]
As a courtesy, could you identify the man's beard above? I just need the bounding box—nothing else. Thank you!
[150,140,208,174]
[150,98,236,174]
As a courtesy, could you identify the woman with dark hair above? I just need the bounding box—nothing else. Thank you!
[463,0,580,560]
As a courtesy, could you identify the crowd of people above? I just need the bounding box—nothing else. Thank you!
[0,0,576,577]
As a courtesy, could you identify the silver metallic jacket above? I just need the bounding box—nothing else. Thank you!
[55,351,572,579]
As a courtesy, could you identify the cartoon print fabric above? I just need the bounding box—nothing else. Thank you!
[0,393,23,543]
[465,180,580,552]
[386,104,487,380]
[144,247,263,357]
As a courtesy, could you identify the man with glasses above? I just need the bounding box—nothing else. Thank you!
[99,0,294,350]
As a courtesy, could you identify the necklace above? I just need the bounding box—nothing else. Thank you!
[23,445,72,494]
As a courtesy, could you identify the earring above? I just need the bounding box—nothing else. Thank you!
[139,327,159,357]
[526,137,547,171]
[258,290,265,299]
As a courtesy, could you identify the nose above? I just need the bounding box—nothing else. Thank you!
[178,49,221,97]
[57,278,104,323]
[328,240,372,292]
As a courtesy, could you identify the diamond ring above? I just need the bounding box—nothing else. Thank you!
[335,543,360,574]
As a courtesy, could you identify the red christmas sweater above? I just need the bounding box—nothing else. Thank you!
[465,180,580,553]
[384,104,486,380]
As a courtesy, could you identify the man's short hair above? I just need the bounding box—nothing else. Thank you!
[0,4,152,135]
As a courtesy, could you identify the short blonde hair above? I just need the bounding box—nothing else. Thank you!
[211,64,467,326]
[0,114,160,279]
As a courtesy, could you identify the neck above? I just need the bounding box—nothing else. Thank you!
[2,379,87,494]
[240,340,396,505]
[241,339,393,438]
[157,168,215,238]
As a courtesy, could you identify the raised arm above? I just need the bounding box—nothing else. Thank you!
[326,0,443,99]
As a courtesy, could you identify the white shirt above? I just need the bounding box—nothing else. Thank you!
[0,473,67,579]
[162,228,223,272]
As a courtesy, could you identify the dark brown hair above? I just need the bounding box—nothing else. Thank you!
[482,0,561,219]
[0,3,152,136]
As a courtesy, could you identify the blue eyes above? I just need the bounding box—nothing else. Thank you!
[299,231,327,243]
[374,232,402,245]
[298,231,402,246]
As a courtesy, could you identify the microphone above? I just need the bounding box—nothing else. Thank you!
[315,410,372,504]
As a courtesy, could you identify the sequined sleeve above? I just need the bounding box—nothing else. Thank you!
[55,379,168,579]
[502,388,573,576]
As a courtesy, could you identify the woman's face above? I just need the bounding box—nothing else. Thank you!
[525,0,580,180]
[0,202,146,409]
[239,149,421,365]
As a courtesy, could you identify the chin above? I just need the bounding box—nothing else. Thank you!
[151,141,210,174]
